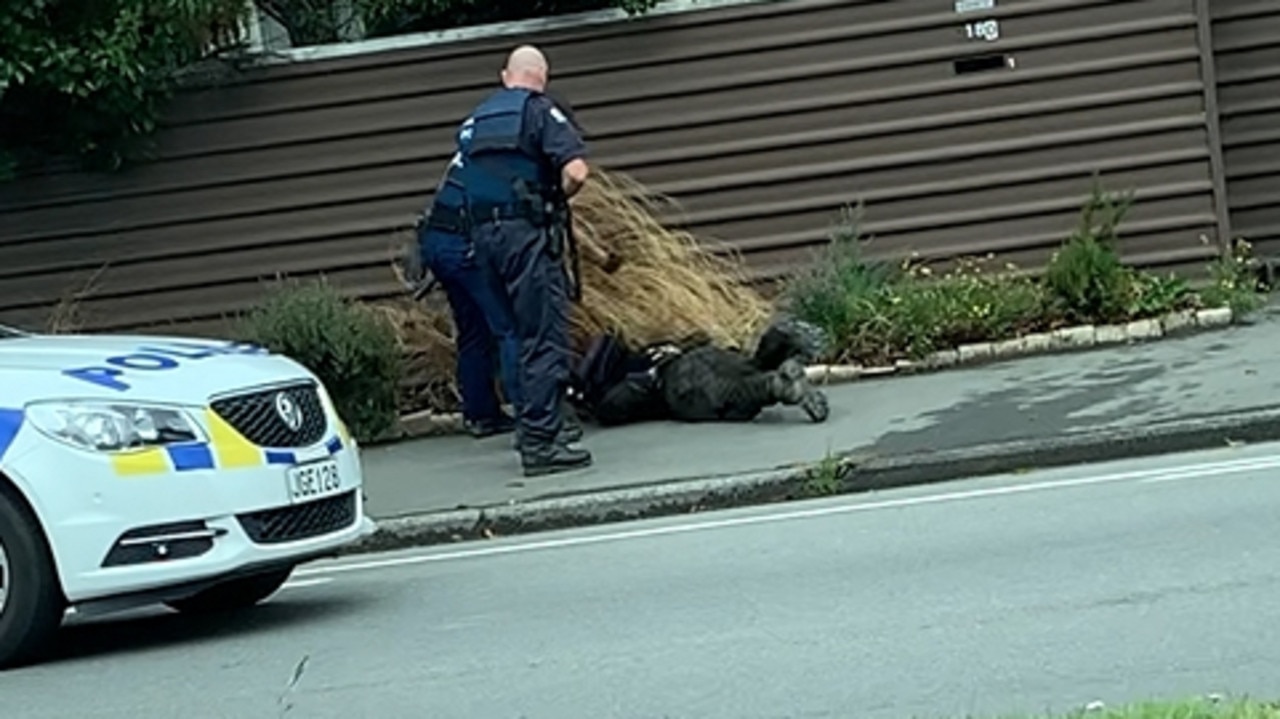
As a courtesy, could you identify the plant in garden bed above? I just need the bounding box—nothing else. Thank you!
[1041,184,1144,324]
[783,203,898,358]
[888,257,1054,361]
[784,207,1061,365]
[786,181,1259,367]
[1041,182,1208,324]
[1200,237,1270,317]
[236,277,405,444]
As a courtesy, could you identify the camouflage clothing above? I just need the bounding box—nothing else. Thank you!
[569,317,830,426]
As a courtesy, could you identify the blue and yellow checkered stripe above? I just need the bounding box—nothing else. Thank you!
[108,408,351,477]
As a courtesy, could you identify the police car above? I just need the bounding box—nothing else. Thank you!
[0,324,376,669]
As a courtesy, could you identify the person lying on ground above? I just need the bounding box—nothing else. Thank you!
[567,316,831,426]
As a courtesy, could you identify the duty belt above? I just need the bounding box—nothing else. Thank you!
[465,200,550,226]
[423,204,468,234]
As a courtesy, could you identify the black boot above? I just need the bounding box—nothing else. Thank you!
[513,423,582,448]
[560,400,585,443]
[465,413,516,438]
[799,387,830,423]
[512,401,583,447]
[520,440,593,477]
[770,359,830,423]
[768,358,808,404]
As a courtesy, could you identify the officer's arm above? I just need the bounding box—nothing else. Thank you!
[534,98,591,198]
[562,158,589,198]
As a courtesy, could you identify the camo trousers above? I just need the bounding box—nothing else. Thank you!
[658,345,778,422]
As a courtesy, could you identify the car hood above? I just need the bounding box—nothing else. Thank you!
[0,333,314,405]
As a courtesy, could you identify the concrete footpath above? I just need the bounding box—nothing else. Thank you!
[351,304,1280,551]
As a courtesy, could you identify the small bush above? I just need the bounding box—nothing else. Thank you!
[1201,237,1269,316]
[785,203,898,351]
[1043,183,1138,324]
[238,278,405,443]
[1127,270,1195,318]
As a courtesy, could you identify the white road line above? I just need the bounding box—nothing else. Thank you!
[1138,466,1248,484]
[296,452,1280,579]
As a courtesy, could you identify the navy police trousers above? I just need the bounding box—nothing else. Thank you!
[470,217,572,446]
[419,224,523,424]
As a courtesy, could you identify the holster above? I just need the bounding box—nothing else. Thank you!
[544,205,566,261]
[535,187,582,302]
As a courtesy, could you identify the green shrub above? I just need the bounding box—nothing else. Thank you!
[1127,271,1195,317]
[1201,237,1268,316]
[902,261,1050,355]
[1,0,249,178]
[788,204,1062,364]
[785,203,898,351]
[827,259,1051,364]
[238,278,404,443]
[1043,182,1138,324]
[356,0,661,40]
[786,180,1246,367]
[1,0,665,177]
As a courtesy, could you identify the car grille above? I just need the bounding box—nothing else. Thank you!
[237,490,358,545]
[210,382,328,448]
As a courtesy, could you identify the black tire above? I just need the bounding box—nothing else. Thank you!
[163,566,293,615]
[0,486,66,671]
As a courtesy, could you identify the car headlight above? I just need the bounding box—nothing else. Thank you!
[25,401,205,452]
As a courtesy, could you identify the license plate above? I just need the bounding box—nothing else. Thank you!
[285,459,342,504]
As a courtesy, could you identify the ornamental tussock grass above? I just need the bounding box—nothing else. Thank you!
[566,168,772,350]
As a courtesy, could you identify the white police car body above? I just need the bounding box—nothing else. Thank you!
[0,325,375,668]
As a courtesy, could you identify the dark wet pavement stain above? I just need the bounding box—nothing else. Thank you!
[870,359,1169,455]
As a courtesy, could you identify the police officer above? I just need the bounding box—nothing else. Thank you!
[416,162,523,439]
[451,44,592,477]
[417,136,585,446]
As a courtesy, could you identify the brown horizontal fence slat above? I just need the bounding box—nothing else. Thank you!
[0,0,1224,333]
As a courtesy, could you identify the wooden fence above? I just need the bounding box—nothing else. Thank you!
[0,0,1272,336]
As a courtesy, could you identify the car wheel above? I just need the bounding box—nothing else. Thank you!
[0,489,65,670]
[164,566,294,615]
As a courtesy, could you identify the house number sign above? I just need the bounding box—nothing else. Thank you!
[955,0,1000,42]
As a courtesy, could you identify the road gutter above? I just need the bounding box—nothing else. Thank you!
[342,404,1280,556]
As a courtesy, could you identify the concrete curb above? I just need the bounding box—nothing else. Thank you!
[343,403,1280,556]
[390,306,1240,439]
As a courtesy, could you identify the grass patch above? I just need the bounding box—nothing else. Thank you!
[801,448,845,497]
[978,697,1280,719]
[786,180,1269,366]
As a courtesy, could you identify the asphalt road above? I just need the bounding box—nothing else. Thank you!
[5,443,1280,719]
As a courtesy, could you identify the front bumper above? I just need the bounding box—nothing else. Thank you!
[6,424,373,606]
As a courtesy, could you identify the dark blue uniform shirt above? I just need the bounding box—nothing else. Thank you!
[520,92,588,182]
